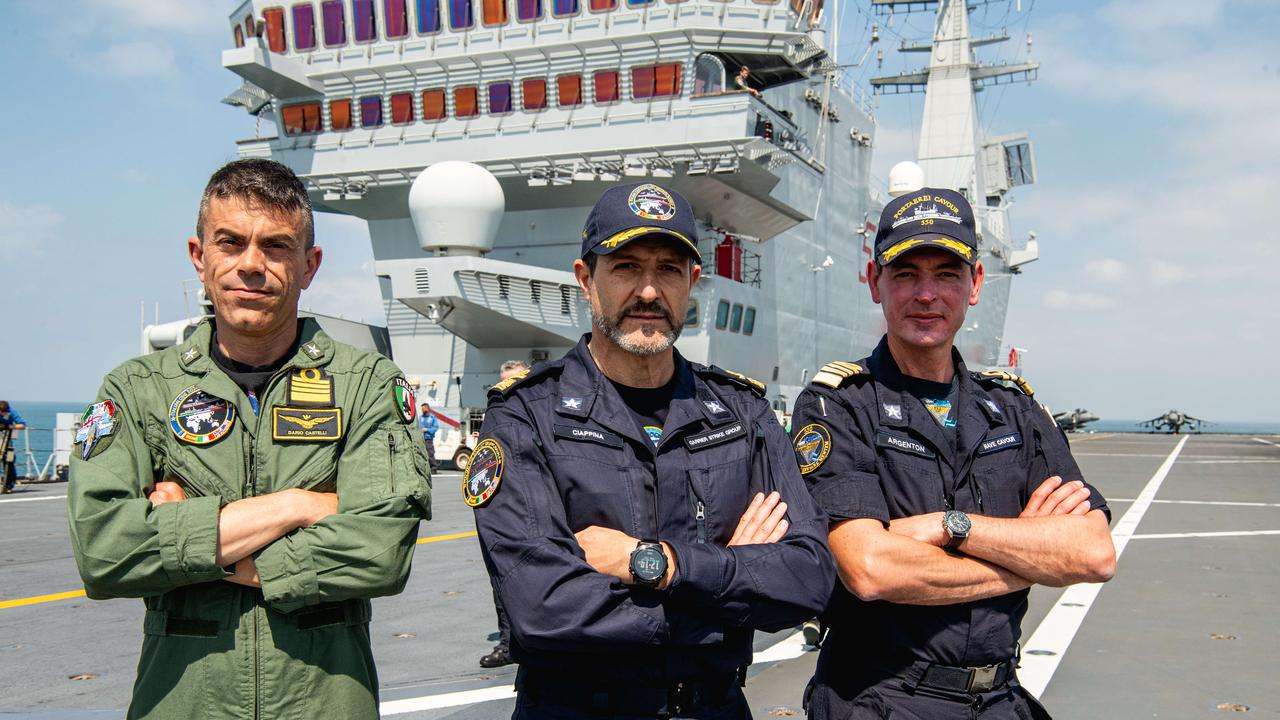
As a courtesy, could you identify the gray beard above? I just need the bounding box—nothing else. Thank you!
[592,303,682,357]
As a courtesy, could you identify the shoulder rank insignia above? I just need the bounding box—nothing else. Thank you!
[978,370,1035,397]
[488,369,530,398]
[812,361,868,389]
[705,366,766,397]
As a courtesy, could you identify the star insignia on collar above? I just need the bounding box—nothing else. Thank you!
[983,398,1000,414]
[181,347,199,363]
[303,342,322,359]
[883,403,902,420]
[560,397,584,410]
[703,400,727,414]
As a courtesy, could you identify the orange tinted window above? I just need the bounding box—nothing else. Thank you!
[482,0,508,24]
[234,25,245,47]
[282,102,323,135]
[633,63,682,99]
[330,99,353,130]
[557,74,582,107]
[454,86,479,118]
[594,70,619,104]
[589,0,616,9]
[391,93,415,124]
[245,16,256,38]
[422,89,446,121]
[522,78,547,111]
[264,8,287,53]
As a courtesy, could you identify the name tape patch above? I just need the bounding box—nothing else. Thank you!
[684,422,746,452]
[978,431,1023,456]
[272,407,343,441]
[553,424,623,449]
[875,430,936,459]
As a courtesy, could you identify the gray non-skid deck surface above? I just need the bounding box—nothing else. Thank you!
[1,434,1276,718]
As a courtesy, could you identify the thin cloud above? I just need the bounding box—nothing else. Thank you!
[1150,261,1191,286]
[1099,0,1226,33]
[1043,290,1117,310]
[82,41,178,79]
[1085,258,1126,282]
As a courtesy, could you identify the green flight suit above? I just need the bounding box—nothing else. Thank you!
[68,319,431,719]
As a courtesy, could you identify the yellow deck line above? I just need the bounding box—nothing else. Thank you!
[2,531,478,611]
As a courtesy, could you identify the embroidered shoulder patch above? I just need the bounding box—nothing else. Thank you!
[793,423,833,474]
[392,377,416,423]
[76,400,118,460]
[463,438,505,508]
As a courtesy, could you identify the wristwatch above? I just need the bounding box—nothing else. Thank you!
[943,510,972,550]
[629,540,668,587]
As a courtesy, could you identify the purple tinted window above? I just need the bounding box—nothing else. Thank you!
[353,0,377,41]
[626,0,653,5]
[449,0,474,28]
[384,0,408,37]
[293,4,317,50]
[417,0,441,31]
[516,0,540,19]
[322,0,346,45]
[360,95,383,127]
[552,0,578,14]
[488,82,513,114]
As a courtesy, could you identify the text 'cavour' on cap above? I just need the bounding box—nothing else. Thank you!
[874,187,978,266]
[580,182,702,264]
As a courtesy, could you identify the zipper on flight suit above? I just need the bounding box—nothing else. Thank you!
[688,480,707,543]
[388,434,397,495]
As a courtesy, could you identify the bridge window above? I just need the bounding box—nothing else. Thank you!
[322,0,347,45]
[729,303,743,333]
[245,16,256,39]
[627,0,654,6]
[234,24,245,47]
[416,0,441,31]
[353,0,377,41]
[551,0,579,16]
[385,0,409,37]
[693,54,725,95]
[522,78,547,110]
[594,70,619,104]
[489,82,513,114]
[390,92,415,124]
[281,102,323,135]
[359,95,383,127]
[742,307,756,336]
[515,0,541,20]
[264,8,287,53]
[293,4,318,50]
[454,86,479,118]
[557,74,582,107]
[715,300,730,330]
[421,88,446,120]
[449,0,474,28]
[633,63,682,99]
[685,299,699,328]
[482,0,507,24]
[330,98,353,129]
[589,0,616,10]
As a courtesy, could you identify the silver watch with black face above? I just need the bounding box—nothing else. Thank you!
[943,510,971,550]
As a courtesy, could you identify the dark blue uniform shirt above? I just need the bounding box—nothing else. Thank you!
[471,335,835,686]
[790,337,1109,670]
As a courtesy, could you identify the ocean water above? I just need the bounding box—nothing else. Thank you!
[2,400,90,466]
[1082,419,1280,436]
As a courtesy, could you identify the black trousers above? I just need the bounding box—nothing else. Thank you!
[805,672,1051,720]
[491,580,511,649]
[512,685,751,720]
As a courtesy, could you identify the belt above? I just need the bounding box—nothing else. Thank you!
[518,671,741,716]
[917,659,1016,694]
[142,600,371,637]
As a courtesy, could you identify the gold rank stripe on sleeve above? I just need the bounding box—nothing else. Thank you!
[979,370,1035,397]
[812,361,866,389]
[288,369,335,407]
[489,369,529,396]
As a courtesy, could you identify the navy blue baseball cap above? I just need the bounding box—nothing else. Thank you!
[874,187,978,266]
[581,182,701,264]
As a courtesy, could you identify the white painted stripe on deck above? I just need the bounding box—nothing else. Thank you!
[1109,498,1280,508]
[379,630,807,715]
[1130,529,1280,540]
[1018,435,1188,699]
[0,494,66,504]
[1252,437,1279,447]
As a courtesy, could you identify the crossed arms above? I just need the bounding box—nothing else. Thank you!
[832,476,1116,606]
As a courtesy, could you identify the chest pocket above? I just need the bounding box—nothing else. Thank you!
[546,451,646,537]
[148,417,245,500]
[684,442,754,545]
[874,430,947,517]
[972,431,1030,518]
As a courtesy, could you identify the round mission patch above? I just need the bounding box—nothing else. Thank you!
[168,386,236,445]
[793,423,832,475]
[392,377,416,424]
[463,438,504,508]
[627,184,676,221]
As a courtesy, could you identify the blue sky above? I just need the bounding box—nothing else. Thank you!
[2,0,1276,422]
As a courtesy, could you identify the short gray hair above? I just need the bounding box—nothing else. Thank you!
[500,360,531,374]
[196,158,314,248]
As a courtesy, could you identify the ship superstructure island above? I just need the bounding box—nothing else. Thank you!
[152,0,1043,467]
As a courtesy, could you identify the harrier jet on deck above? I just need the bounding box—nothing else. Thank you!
[1140,410,1208,434]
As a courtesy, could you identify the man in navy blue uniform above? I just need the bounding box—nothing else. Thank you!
[469,182,835,720]
[791,188,1116,719]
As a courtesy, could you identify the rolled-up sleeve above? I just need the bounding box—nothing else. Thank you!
[790,389,890,524]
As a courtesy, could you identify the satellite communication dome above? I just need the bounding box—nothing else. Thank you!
[888,161,925,197]
[409,161,505,256]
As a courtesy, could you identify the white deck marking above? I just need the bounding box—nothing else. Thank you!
[1130,530,1280,540]
[1018,435,1188,699]
[0,494,66,504]
[1252,437,1279,447]
[1108,499,1280,508]
[379,630,807,715]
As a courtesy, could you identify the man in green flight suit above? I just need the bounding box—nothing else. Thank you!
[67,159,432,719]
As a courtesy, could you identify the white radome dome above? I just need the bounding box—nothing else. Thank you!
[409,161,505,255]
[888,161,925,197]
